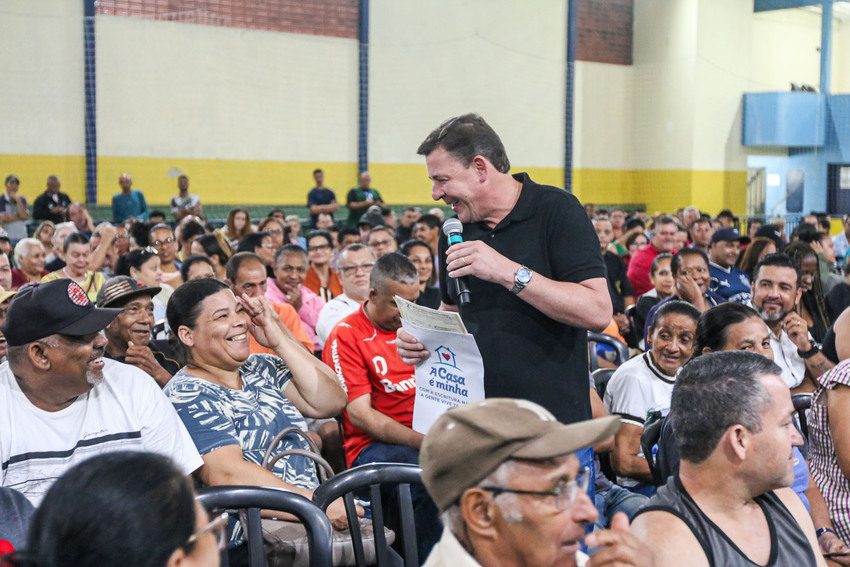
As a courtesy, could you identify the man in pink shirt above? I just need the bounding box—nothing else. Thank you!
[627,215,678,297]
[266,244,325,354]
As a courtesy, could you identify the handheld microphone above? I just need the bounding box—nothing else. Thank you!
[442,218,472,307]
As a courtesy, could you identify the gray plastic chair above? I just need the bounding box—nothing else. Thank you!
[197,485,334,567]
[313,463,423,567]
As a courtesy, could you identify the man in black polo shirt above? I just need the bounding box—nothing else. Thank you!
[32,176,71,224]
[397,113,611,433]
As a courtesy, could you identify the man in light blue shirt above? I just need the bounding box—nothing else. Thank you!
[111,173,149,223]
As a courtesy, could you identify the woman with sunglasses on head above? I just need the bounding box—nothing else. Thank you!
[303,231,342,303]
[4,451,223,567]
[257,217,286,251]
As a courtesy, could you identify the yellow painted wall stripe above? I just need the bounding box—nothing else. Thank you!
[0,154,748,214]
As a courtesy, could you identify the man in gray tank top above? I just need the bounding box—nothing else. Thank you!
[631,351,826,567]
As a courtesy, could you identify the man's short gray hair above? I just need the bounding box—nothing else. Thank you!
[7,335,60,369]
[337,243,375,271]
[441,459,525,535]
[369,253,418,291]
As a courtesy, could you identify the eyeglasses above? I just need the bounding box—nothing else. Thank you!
[308,244,332,253]
[185,511,229,551]
[278,265,308,274]
[152,237,175,247]
[480,467,591,511]
[368,238,394,248]
[266,229,284,236]
[340,262,375,276]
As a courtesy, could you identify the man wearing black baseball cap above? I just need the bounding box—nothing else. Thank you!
[708,227,752,303]
[97,275,179,386]
[420,399,653,567]
[0,279,201,505]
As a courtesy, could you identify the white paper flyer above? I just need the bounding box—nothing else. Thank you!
[395,297,485,433]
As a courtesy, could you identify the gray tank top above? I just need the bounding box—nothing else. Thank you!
[636,475,817,566]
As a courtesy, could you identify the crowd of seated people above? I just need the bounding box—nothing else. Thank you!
[0,172,456,564]
[7,171,850,567]
[588,205,850,565]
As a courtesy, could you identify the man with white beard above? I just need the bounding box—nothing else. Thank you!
[0,279,201,505]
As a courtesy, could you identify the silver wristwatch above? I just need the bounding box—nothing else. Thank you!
[510,266,532,294]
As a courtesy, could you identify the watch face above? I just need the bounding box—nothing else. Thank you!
[517,267,532,284]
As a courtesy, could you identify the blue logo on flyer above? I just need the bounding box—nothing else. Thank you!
[434,345,460,370]
[429,345,468,396]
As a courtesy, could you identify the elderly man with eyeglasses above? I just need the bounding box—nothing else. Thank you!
[315,244,376,349]
[421,399,653,567]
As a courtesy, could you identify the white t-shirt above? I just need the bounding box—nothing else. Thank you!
[768,327,808,389]
[604,352,676,427]
[316,293,361,348]
[171,193,200,215]
[0,359,202,505]
[604,352,676,487]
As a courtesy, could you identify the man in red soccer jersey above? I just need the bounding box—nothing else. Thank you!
[323,253,440,558]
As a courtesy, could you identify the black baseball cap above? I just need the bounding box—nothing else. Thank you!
[754,224,785,251]
[2,280,122,346]
[357,206,385,229]
[710,227,750,245]
[96,276,160,308]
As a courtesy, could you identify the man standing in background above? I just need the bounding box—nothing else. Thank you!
[346,171,383,227]
[0,176,29,244]
[170,175,202,222]
[307,168,339,228]
[111,174,148,223]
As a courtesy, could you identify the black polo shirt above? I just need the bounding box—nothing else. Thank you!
[106,339,182,377]
[439,173,605,424]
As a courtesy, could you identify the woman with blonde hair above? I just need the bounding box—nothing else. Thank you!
[32,221,55,260]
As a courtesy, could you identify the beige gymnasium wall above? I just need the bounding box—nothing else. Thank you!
[94,15,359,205]
[3,2,846,212]
[0,0,87,201]
[368,0,570,203]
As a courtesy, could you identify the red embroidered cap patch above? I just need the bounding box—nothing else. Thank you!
[67,282,90,306]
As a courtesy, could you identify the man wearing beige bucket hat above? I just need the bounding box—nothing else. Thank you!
[419,398,654,567]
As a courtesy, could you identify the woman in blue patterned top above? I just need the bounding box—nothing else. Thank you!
[163,278,351,529]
